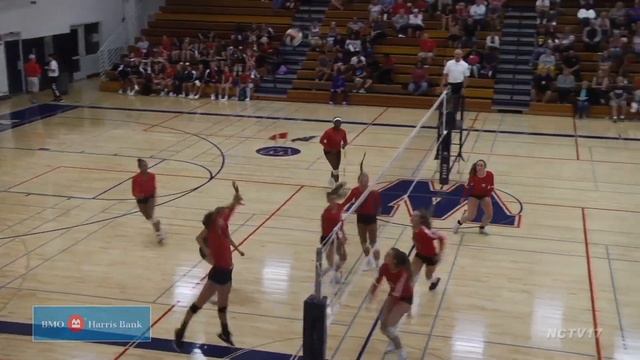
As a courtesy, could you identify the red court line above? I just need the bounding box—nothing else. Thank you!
[573,118,581,160]
[349,107,389,145]
[581,208,603,360]
[6,166,61,190]
[113,302,177,360]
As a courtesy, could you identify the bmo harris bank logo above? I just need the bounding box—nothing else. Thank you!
[34,305,151,342]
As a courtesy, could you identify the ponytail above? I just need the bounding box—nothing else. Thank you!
[390,247,413,278]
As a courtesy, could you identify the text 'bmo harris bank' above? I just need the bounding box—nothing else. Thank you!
[33,305,151,342]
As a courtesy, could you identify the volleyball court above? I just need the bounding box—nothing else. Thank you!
[300,89,466,359]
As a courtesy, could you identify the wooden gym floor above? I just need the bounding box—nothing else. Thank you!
[0,79,639,359]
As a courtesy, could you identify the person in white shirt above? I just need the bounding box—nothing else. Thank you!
[536,0,550,24]
[577,5,597,28]
[406,9,425,37]
[45,53,63,102]
[441,49,470,96]
[469,0,487,30]
[485,32,500,51]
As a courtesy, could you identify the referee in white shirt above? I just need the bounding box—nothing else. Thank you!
[45,53,63,102]
[440,49,470,96]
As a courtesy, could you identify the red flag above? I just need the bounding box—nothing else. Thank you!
[269,132,288,140]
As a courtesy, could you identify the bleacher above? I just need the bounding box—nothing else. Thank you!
[529,0,639,117]
[289,0,497,111]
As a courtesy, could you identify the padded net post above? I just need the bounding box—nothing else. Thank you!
[303,294,327,360]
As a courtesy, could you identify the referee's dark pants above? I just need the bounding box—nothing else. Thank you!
[49,76,61,100]
[447,82,464,112]
[449,82,463,95]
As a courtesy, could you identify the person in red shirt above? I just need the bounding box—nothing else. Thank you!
[24,54,42,103]
[321,182,348,283]
[175,182,246,350]
[131,159,163,242]
[418,33,437,65]
[319,117,348,186]
[410,209,446,290]
[453,159,494,234]
[342,168,381,269]
[368,247,412,360]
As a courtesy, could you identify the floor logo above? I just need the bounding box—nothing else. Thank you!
[256,146,301,157]
[378,179,522,227]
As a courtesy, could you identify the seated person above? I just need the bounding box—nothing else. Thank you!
[418,33,437,64]
[583,21,602,52]
[591,69,610,105]
[330,68,349,105]
[408,63,429,96]
[576,81,592,119]
[577,4,597,28]
[532,67,554,103]
[609,76,629,122]
[555,68,576,104]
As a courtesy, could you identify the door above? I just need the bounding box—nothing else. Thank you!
[4,39,23,94]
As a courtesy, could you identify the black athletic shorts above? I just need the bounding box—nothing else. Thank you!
[415,253,439,266]
[399,295,413,305]
[357,214,377,226]
[470,194,488,201]
[136,196,153,205]
[208,267,233,285]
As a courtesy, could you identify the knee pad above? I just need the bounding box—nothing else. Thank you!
[217,306,228,315]
[189,303,201,314]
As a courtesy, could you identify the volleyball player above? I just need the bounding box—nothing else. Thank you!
[321,182,348,283]
[175,182,245,350]
[131,159,163,242]
[453,159,494,234]
[342,164,381,269]
[320,117,348,187]
[411,209,446,290]
[368,247,412,360]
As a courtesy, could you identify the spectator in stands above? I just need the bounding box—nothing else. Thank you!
[609,2,627,31]
[609,76,629,121]
[576,81,592,119]
[487,0,504,31]
[370,18,388,44]
[591,69,610,105]
[448,17,462,47]
[562,50,581,81]
[350,52,367,75]
[381,0,395,20]
[310,22,323,51]
[441,4,453,30]
[628,0,640,26]
[136,36,150,57]
[353,57,373,93]
[329,68,349,105]
[117,57,132,95]
[315,50,331,84]
[180,63,196,98]
[418,32,437,65]
[556,27,576,52]
[462,17,478,48]
[595,12,611,41]
[608,34,625,64]
[577,4,597,28]
[408,62,429,95]
[376,53,395,84]
[583,21,602,52]
[219,66,234,101]
[482,48,498,78]
[345,33,363,58]
[485,31,500,51]
[455,2,469,19]
[202,63,219,100]
[393,9,410,37]
[347,17,365,35]
[469,0,487,30]
[555,68,576,104]
[536,0,550,25]
[332,52,346,74]
[369,0,383,21]
[407,9,425,37]
[532,67,554,103]
[466,49,482,78]
[325,22,339,51]
[630,88,640,119]
[599,50,614,75]
[392,0,411,17]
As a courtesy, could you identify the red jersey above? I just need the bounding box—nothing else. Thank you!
[131,172,156,199]
[320,127,347,152]
[414,226,445,257]
[208,207,235,269]
[321,204,344,237]
[463,171,494,198]
[342,186,380,216]
[376,263,413,300]
[25,60,42,77]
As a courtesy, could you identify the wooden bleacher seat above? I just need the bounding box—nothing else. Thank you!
[528,103,573,116]
[159,6,294,17]
[154,13,293,25]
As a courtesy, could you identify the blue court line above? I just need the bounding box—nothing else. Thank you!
[0,320,294,359]
[77,104,640,142]
[0,103,77,132]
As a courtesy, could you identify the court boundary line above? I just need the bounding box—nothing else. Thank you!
[605,245,628,350]
[581,208,603,360]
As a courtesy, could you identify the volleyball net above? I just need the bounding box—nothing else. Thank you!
[302,89,465,359]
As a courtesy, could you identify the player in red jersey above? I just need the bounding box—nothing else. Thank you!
[453,159,494,234]
[342,169,381,269]
[131,159,164,242]
[320,117,348,187]
[321,182,348,283]
[175,182,246,350]
[368,247,412,360]
[411,209,446,290]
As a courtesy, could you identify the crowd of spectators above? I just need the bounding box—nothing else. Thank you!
[107,25,285,101]
[312,0,504,104]
[532,0,640,120]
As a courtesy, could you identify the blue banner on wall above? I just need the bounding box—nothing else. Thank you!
[33,305,151,342]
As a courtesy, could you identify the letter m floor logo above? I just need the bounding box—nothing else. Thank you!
[378,179,521,227]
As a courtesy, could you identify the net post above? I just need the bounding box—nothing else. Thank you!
[305,246,327,360]
[314,246,322,298]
